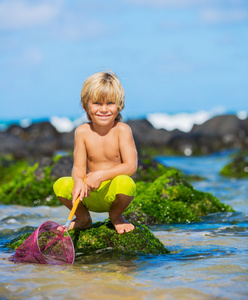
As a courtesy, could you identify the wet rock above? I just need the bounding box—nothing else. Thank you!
[132,154,169,182]
[124,169,234,225]
[7,221,170,256]
[220,155,248,178]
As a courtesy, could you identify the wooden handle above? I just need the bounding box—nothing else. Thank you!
[64,197,81,229]
[68,197,81,221]
[65,178,86,229]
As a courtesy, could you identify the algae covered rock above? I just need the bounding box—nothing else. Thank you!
[7,221,170,257]
[220,155,248,178]
[1,155,234,226]
[124,169,234,225]
[0,156,60,206]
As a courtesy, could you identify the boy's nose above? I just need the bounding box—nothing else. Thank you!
[100,104,108,111]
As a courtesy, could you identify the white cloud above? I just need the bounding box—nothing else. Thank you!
[10,47,44,67]
[125,0,248,11]
[200,9,248,24]
[50,14,107,41]
[0,0,62,30]
[0,0,108,41]
[23,48,44,65]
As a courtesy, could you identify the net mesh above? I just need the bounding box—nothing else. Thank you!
[10,221,75,265]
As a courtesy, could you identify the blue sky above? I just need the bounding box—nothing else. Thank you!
[0,0,247,120]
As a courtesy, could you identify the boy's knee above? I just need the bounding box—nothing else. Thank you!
[53,177,74,199]
[112,175,136,196]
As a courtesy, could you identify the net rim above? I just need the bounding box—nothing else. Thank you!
[36,220,75,265]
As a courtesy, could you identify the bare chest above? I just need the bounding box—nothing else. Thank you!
[86,132,121,168]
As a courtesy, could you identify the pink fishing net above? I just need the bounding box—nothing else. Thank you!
[10,221,75,265]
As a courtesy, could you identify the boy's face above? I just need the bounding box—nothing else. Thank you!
[88,99,120,126]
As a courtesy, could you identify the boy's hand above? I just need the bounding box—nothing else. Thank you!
[84,171,103,192]
[71,178,88,204]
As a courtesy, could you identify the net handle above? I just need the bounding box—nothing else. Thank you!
[64,197,81,229]
[64,178,86,229]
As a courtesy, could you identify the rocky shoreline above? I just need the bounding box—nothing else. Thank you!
[1,114,248,159]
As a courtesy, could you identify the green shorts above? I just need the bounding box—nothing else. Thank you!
[53,175,136,213]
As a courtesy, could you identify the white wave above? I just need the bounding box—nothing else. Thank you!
[237,110,247,120]
[147,107,229,132]
[50,115,87,132]
[147,108,247,132]
[147,111,211,132]
[20,118,32,128]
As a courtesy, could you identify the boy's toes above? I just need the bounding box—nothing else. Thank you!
[125,223,135,232]
[114,223,135,234]
[117,228,124,234]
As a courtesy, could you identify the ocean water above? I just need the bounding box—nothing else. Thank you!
[0,154,248,300]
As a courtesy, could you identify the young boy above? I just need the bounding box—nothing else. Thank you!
[53,71,137,234]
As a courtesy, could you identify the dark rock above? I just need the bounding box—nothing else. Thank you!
[167,133,221,155]
[126,119,175,149]
[220,155,248,178]
[6,124,28,140]
[34,157,54,180]
[191,114,247,144]
[59,130,75,151]
[2,122,61,158]
[0,132,30,159]
[24,122,59,140]
[29,137,60,157]
[124,169,234,225]
[50,156,73,178]
[1,114,248,159]
[167,115,248,154]
[7,221,170,257]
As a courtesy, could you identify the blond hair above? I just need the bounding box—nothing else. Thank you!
[81,71,125,121]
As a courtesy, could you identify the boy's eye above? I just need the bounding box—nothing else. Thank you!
[107,102,115,105]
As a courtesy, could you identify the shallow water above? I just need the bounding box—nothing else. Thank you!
[0,154,248,300]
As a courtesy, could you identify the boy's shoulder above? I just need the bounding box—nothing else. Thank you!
[116,121,131,129]
[116,121,133,134]
[75,122,91,134]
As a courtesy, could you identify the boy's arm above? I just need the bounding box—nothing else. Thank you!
[71,126,88,202]
[85,123,137,189]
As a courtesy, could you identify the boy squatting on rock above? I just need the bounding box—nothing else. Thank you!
[53,71,137,234]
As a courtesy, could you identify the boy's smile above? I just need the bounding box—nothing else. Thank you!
[88,101,119,126]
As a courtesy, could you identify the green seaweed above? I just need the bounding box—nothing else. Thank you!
[124,169,234,224]
[0,158,59,206]
[220,155,248,178]
[0,155,234,225]
[0,157,28,186]
[7,221,170,256]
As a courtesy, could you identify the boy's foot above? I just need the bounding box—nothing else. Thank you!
[68,217,92,230]
[109,214,134,234]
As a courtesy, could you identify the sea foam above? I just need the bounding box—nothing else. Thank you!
[50,115,87,132]
[147,109,247,133]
